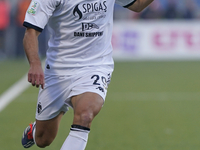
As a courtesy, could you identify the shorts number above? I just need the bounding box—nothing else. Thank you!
[101,76,107,86]
[91,75,100,85]
[91,75,107,87]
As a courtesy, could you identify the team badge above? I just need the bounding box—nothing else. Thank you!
[37,102,42,114]
[27,1,39,15]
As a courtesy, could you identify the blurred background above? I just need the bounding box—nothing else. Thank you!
[1,1,200,150]
[113,0,200,61]
[0,0,200,60]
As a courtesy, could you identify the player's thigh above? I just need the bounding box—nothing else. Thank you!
[35,111,64,140]
[71,92,104,126]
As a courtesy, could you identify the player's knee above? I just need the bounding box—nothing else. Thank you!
[35,137,53,148]
[80,112,94,124]
[75,112,94,126]
[36,140,51,148]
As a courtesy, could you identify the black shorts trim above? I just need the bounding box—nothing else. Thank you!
[23,22,43,32]
[124,0,137,8]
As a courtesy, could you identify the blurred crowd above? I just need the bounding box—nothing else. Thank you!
[0,0,48,59]
[114,0,200,20]
[0,0,200,59]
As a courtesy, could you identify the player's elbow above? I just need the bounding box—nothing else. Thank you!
[134,8,144,12]
[128,6,144,12]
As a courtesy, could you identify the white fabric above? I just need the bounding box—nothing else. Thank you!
[24,0,115,75]
[115,0,136,7]
[32,122,36,145]
[60,130,89,150]
[35,66,112,120]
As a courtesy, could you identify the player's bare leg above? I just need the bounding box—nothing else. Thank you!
[71,92,104,128]
[34,111,64,148]
[60,92,104,150]
[22,111,64,148]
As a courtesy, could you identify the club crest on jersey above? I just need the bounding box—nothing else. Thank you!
[27,1,39,15]
[73,1,107,21]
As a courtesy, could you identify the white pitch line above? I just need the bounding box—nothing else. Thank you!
[0,74,30,112]
[0,60,45,112]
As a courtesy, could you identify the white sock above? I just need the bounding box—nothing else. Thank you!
[32,122,36,145]
[60,125,90,150]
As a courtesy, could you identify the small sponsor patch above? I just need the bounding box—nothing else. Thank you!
[27,1,39,15]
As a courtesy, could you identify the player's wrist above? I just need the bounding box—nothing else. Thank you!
[29,60,42,67]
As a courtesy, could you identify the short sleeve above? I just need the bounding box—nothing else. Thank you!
[115,0,136,8]
[23,0,60,32]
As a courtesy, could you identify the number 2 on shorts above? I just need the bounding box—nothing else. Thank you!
[91,75,100,85]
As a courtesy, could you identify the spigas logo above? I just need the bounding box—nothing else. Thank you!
[73,1,107,21]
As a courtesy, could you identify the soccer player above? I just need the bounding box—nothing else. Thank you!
[21,0,153,149]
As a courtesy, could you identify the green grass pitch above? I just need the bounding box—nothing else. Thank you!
[0,60,200,150]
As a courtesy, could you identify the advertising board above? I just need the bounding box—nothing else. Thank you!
[112,21,200,60]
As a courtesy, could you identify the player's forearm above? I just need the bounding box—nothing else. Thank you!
[128,0,154,12]
[23,28,41,66]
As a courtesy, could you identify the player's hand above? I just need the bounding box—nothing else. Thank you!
[28,64,45,89]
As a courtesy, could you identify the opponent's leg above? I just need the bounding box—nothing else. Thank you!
[60,92,104,150]
[22,111,64,148]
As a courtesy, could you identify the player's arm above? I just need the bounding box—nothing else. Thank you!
[116,0,154,12]
[127,0,154,12]
[23,27,44,89]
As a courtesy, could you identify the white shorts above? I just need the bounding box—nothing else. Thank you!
[35,67,112,120]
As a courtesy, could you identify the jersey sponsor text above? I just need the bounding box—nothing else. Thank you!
[74,31,103,37]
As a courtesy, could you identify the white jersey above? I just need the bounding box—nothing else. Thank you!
[24,0,116,75]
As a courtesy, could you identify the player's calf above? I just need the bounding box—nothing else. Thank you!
[34,133,54,148]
